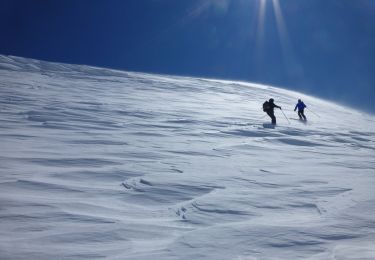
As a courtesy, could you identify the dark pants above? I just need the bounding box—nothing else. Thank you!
[298,109,306,120]
[267,111,276,124]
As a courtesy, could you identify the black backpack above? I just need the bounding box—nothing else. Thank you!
[263,101,270,112]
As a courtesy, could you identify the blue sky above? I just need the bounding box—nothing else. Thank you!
[1,0,374,113]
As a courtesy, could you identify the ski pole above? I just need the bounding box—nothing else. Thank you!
[280,109,290,124]
[307,107,320,118]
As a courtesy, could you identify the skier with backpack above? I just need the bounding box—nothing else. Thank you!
[294,99,307,121]
[263,98,282,125]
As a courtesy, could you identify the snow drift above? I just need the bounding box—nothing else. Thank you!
[0,55,375,259]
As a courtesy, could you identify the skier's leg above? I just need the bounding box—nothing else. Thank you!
[271,115,276,124]
[270,112,276,124]
[298,110,303,119]
[267,111,276,124]
[266,111,271,121]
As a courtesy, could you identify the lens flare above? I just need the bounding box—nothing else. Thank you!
[272,0,290,58]
[253,0,303,78]
[255,0,267,54]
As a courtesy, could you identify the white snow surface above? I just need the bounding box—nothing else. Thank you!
[1,55,375,260]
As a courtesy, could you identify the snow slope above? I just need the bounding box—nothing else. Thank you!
[0,55,375,259]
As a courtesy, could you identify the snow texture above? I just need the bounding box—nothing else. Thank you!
[0,55,375,259]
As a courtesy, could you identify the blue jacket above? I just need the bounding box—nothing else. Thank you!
[295,101,306,111]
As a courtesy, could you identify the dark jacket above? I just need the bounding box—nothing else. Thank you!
[268,101,281,112]
[295,101,306,111]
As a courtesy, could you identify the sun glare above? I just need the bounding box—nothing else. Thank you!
[255,0,267,53]
[254,0,298,72]
[272,0,292,58]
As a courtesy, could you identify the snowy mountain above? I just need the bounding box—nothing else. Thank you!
[0,55,375,259]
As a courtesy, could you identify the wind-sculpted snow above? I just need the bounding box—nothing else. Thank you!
[1,55,375,259]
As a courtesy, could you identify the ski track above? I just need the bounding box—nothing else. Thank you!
[1,55,375,259]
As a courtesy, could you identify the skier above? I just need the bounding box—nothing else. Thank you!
[263,98,281,125]
[294,99,307,121]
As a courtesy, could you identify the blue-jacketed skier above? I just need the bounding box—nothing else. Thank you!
[294,99,307,121]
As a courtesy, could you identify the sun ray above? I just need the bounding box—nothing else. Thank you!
[254,0,267,72]
[256,0,267,50]
[272,0,304,78]
[272,0,291,57]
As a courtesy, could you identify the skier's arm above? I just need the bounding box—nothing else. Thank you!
[294,104,297,111]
